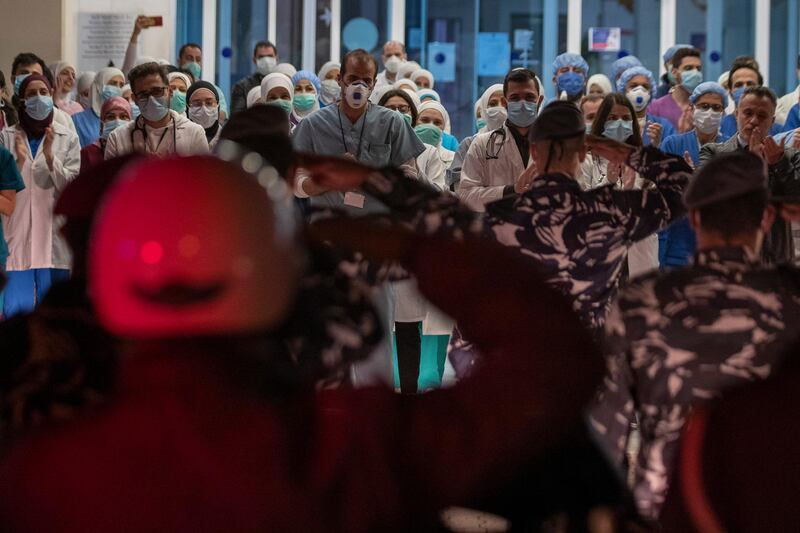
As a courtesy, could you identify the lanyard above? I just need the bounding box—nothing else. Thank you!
[133,115,177,154]
[337,105,368,160]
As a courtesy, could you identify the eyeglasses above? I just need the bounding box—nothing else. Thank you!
[189,99,218,108]
[385,104,410,114]
[696,103,725,113]
[134,86,168,101]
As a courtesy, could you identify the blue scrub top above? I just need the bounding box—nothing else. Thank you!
[442,132,459,152]
[644,114,675,147]
[72,108,101,148]
[0,147,26,267]
[783,103,800,132]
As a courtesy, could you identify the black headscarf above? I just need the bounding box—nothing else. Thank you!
[185,81,220,142]
[16,74,53,139]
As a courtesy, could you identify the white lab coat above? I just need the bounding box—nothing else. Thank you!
[580,154,659,277]
[416,144,454,191]
[105,110,210,158]
[457,124,531,212]
[53,107,78,136]
[0,121,80,271]
[776,85,799,126]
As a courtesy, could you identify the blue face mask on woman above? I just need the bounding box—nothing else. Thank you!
[556,71,585,97]
[24,95,54,121]
[603,119,633,143]
[102,84,123,102]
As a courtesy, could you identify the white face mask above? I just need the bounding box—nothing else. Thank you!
[189,104,219,129]
[384,55,404,74]
[257,56,277,75]
[484,106,508,131]
[626,86,651,113]
[693,108,723,135]
[344,81,371,109]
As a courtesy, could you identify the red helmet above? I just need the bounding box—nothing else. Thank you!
[89,155,299,338]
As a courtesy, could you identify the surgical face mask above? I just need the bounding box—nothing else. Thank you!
[415,123,443,146]
[680,69,702,93]
[184,62,202,80]
[626,86,651,113]
[24,95,54,121]
[257,56,277,75]
[732,87,746,107]
[130,102,141,119]
[170,91,187,113]
[344,81,371,109]
[585,122,593,135]
[101,84,122,102]
[101,118,129,139]
[14,74,30,96]
[267,98,293,114]
[139,95,169,122]
[603,119,633,143]
[320,79,341,104]
[506,100,538,127]
[293,93,317,112]
[556,71,585,97]
[384,55,404,74]
[476,118,487,130]
[667,70,677,86]
[188,104,219,128]
[79,93,91,109]
[692,108,723,135]
[484,106,508,131]
[394,110,412,126]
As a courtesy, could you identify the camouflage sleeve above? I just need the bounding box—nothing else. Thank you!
[611,145,691,244]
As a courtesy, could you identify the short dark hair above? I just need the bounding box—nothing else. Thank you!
[671,47,701,70]
[698,190,768,237]
[727,56,763,90]
[11,53,47,77]
[378,89,418,126]
[128,62,169,93]
[740,86,777,110]
[178,43,202,60]
[341,49,378,79]
[503,68,540,96]
[253,41,277,58]
[590,93,643,146]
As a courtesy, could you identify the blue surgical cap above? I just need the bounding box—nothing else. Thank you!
[616,66,657,99]
[552,53,589,77]
[291,70,321,94]
[690,81,729,109]
[663,44,693,65]
[611,55,642,81]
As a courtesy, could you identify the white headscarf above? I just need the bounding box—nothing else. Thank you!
[585,74,613,96]
[398,61,422,80]
[317,61,341,81]
[247,86,263,108]
[90,67,125,116]
[51,61,77,98]
[273,63,298,78]
[394,78,419,92]
[418,100,451,135]
[369,84,393,105]
[417,88,441,103]
[261,73,294,102]
[410,69,435,90]
[480,83,506,132]
[167,72,192,92]
[401,87,421,111]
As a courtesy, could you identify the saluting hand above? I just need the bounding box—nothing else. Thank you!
[296,152,373,191]
[585,134,635,165]
[514,162,538,193]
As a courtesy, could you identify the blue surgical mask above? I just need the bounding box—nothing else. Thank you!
[13,73,30,96]
[732,87,746,107]
[603,119,633,143]
[101,84,122,102]
[476,118,487,130]
[506,100,539,127]
[101,118,129,139]
[680,69,703,92]
[139,95,169,122]
[170,91,187,113]
[184,61,202,80]
[24,95,54,121]
[556,71,585,97]
[130,102,141,119]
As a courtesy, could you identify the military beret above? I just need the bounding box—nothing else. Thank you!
[528,101,585,142]
[684,151,768,209]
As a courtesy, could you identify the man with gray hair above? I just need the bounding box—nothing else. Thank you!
[375,40,407,89]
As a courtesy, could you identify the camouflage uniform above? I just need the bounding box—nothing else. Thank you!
[361,145,691,332]
[589,246,800,520]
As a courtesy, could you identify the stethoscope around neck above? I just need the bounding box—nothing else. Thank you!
[485,126,508,160]
[131,113,177,153]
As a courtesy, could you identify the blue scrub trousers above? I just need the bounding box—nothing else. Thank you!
[2,268,70,318]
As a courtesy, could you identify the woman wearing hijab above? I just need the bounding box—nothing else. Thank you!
[0,74,80,317]
[167,72,191,114]
[317,61,341,107]
[76,71,95,110]
[246,86,263,109]
[289,70,321,127]
[71,67,125,147]
[186,81,221,150]
[80,96,132,171]
[410,69,435,90]
[585,73,613,97]
[260,73,294,129]
[51,62,83,115]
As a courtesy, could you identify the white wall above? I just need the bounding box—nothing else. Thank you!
[0,0,62,78]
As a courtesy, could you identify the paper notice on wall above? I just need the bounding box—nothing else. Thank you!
[78,13,138,73]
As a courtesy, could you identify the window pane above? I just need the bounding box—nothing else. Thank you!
[769,0,789,95]
[276,0,304,66]
[340,0,388,63]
